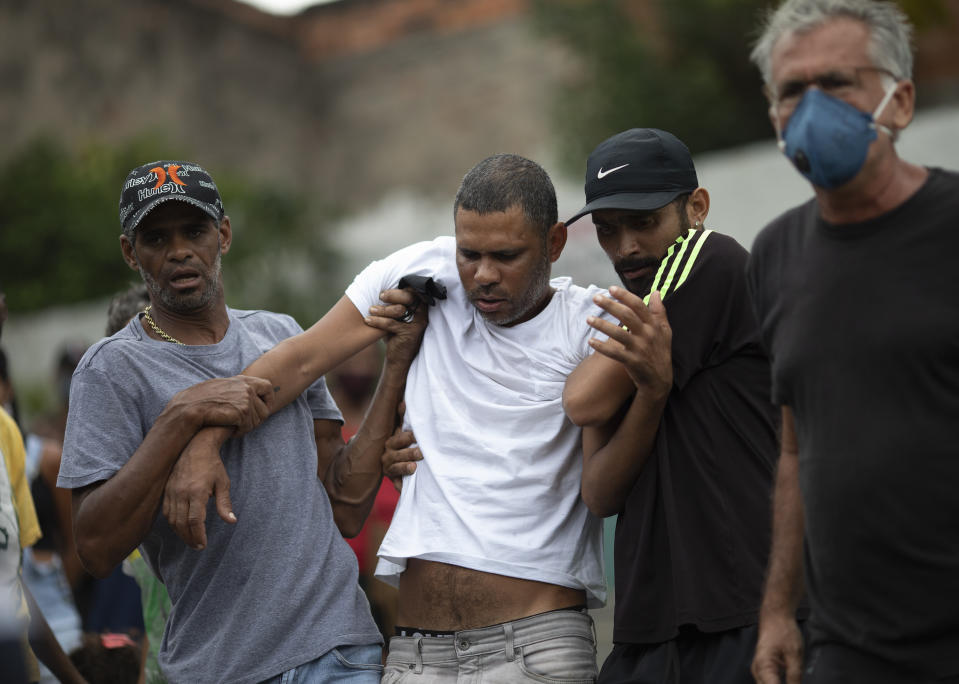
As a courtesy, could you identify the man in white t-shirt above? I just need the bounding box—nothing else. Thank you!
[204,154,616,682]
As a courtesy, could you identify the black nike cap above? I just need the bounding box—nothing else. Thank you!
[566,128,699,225]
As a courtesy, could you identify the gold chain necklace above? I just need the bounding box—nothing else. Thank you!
[142,305,185,346]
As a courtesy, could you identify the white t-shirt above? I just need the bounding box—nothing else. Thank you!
[346,235,612,607]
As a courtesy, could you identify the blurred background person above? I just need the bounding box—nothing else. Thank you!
[22,339,146,661]
[2,290,88,682]
[68,632,141,684]
[4,281,147,682]
[0,281,87,683]
[19,361,85,684]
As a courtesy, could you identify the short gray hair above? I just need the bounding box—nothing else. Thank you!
[454,154,558,238]
[750,0,913,87]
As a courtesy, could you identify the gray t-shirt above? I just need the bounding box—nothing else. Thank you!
[59,308,381,684]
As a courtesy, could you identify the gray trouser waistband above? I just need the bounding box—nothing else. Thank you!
[387,608,595,672]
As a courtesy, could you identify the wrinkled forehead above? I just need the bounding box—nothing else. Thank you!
[770,17,874,83]
[454,205,540,245]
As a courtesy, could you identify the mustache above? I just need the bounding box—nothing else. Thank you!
[614,256,660,276]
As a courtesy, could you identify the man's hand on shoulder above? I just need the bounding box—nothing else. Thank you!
[170,375,274,435]
[163,426,235,550]
[587,286,673,398]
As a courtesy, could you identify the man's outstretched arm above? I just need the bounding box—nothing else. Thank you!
[316,288,427,536]
[247,295,388,410]
[752,405,805,684]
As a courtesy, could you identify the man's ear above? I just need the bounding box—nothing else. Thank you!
[687,187,710,227]
[120,235,139,272]
[768,103,785,141]
[546,221,567,263]
[888,79,915,131]
[218,216,232,255]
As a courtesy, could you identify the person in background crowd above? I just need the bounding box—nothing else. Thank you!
[0,281,86,683]
[7,331,145,681]
[17,347,86,684]
[68,633,141,684]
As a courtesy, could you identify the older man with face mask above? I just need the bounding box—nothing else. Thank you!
[746,1,959,683]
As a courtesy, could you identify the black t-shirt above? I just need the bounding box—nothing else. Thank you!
[614,229,779,644]
[747,168,959,679]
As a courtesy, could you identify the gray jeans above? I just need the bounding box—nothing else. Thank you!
[381,608,597,683]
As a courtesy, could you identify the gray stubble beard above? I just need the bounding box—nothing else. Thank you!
[137,250,223,315]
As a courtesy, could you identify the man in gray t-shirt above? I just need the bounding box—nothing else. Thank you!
[58,160,425,684]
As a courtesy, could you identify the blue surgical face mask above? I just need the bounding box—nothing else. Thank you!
[777,84,897,189]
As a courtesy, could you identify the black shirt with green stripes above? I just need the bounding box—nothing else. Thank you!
[613,228,780,644]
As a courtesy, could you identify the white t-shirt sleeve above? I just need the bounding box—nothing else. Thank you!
[345,237,453,317]
[567,282,614,362]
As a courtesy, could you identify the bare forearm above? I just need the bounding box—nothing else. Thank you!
[581,388,667,517]
[326,357,409,535]
[24,581,87,683]
[73,405,201,576]
[242,335,322,412]
[761,408,805,618]
[243,296,385,415]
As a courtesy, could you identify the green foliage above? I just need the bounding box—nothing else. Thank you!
[213,170,343,325]
[0,135,341,327]
[898,0,950,30]
[0,136,149,312]
[533,0,774,174]
[532,0,947,175]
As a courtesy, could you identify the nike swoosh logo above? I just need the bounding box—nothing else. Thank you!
[597,163,629,179]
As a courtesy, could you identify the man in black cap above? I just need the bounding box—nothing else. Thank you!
[563,129,782,683]
[57,160,426,683]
